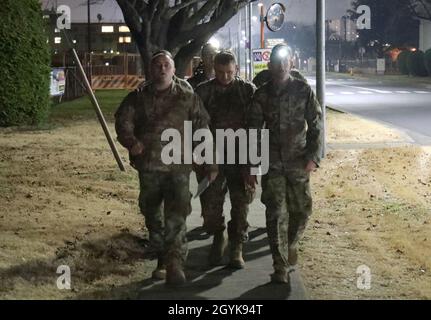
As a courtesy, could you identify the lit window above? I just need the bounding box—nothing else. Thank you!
[119,26,130,32]
[102,26,114,33]
[124,36,131,43]
[54,37,61,44]
[119,37,124,43]
[54,28,60,33]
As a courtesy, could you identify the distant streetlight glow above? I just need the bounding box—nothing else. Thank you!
[209,37,220,49]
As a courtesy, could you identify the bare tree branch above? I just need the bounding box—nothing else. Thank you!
[183,0,220,29]
[409,0,431,20]
[167,0,202,18]
[148,0,160,20]
[116,0,143,33]
[171,0,247,48]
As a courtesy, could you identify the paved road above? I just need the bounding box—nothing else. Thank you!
[307,74,431,144]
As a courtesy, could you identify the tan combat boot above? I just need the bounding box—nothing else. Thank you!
[288,246,298,266]
[270,266,289,284]
[208,230,227,266]
[166,258,186,286]
[228,242,245,269]
[151,257,166,280]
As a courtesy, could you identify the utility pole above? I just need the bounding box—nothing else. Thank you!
[237,11,241,77]
[87,0,92,86]
[248,2,253,80]
[244,5,248,80]
[316,0,326,157]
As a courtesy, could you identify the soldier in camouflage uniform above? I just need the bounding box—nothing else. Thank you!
[195,51,256,269]
[188,43,218,89]
[115,50,217,286]
[247,44,323,283]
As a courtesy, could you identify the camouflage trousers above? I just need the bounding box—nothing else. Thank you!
[138,171,192,265]
[261,168,313,269]
[196,165,252,243]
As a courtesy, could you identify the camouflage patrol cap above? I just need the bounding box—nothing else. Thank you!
[151,50,174,62]
[270,44,293,62]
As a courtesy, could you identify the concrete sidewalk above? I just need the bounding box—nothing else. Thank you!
[136,177,308,300]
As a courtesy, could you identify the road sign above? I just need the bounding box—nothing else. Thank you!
[252,48,272,78]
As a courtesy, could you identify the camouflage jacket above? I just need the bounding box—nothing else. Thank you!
[247,76,323,171]
[188,71,211,90]
[115,76,216,173]
[195,77,256,132]
[194,77,256,167]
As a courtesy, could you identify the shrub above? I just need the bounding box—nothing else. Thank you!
[424,48,431,76]
[397,51,410,75]
[407,50,428,77]
[0,0,51,126]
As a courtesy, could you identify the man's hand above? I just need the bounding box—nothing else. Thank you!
[130,141,144,156]
[242,168,258,189]
[305,160,317,173]
[207,171,218,183]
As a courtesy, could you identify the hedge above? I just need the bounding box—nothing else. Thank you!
[407,50,428,77]
[425,48,431,76]
[397,51,410,75]
[0,0,51,126]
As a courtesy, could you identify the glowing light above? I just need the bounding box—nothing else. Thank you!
[278,48,288,58]
[208,37,220,50]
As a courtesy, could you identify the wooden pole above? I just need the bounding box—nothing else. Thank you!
[71,48,126,171]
